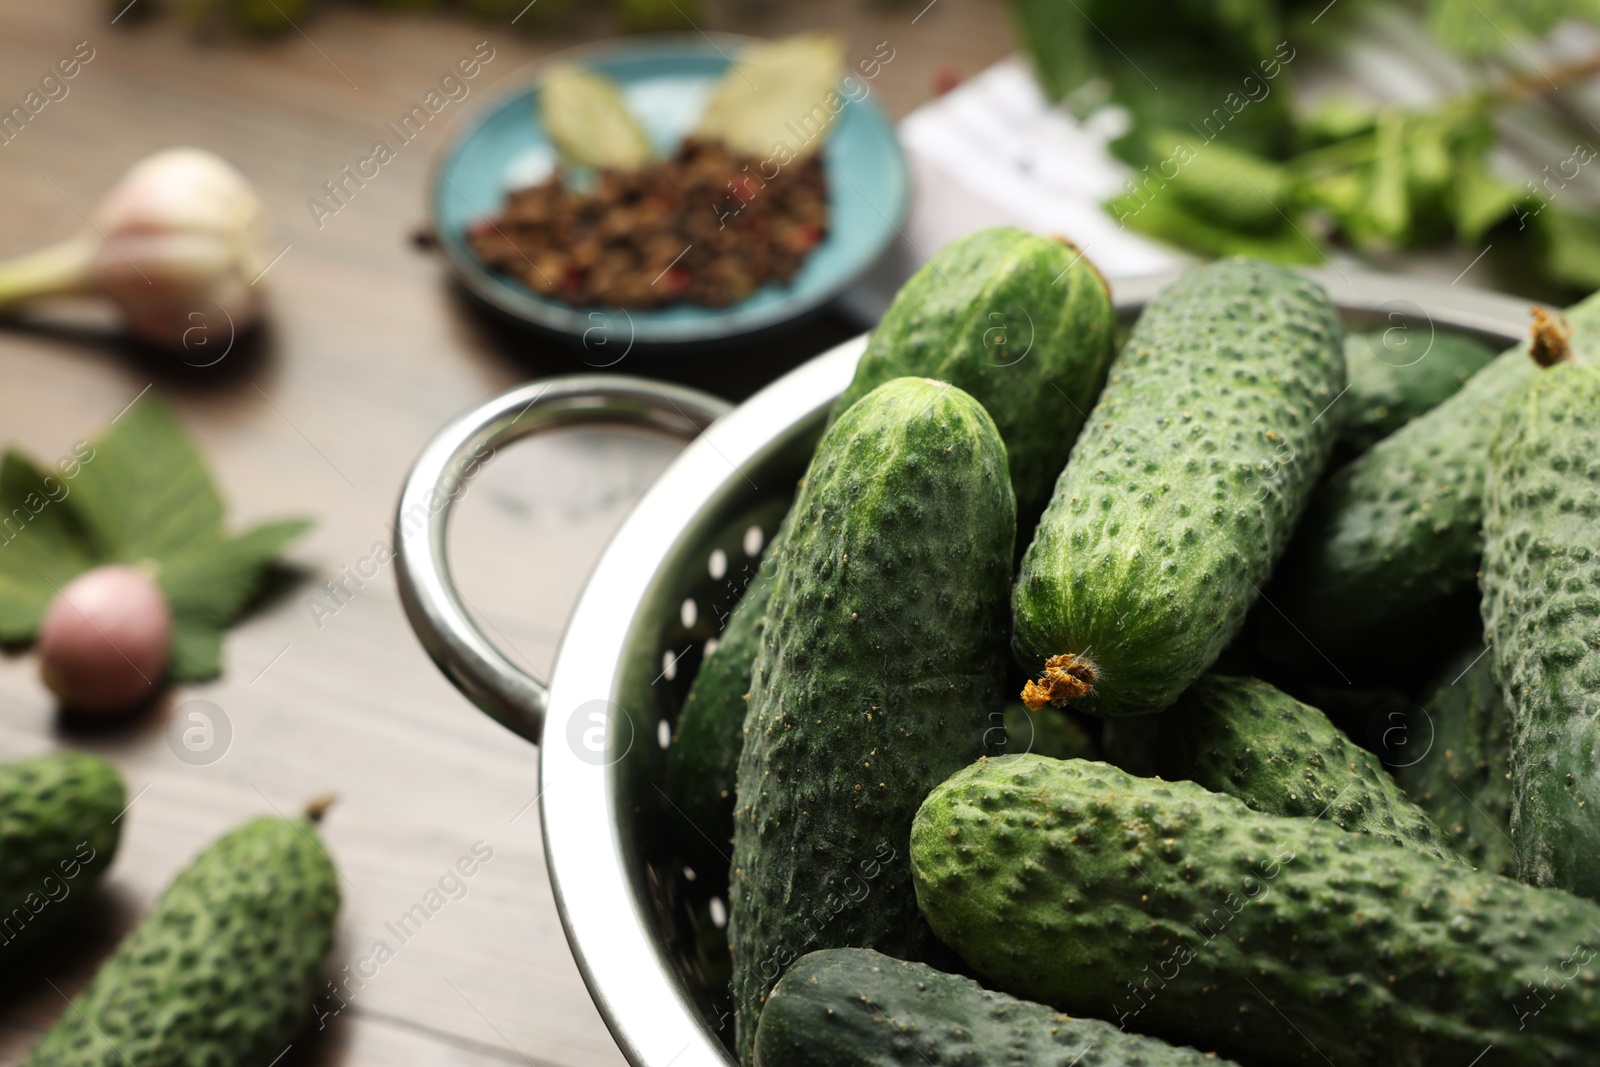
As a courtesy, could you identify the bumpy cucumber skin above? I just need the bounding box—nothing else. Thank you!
[1268,352,1527,665]
[754,948,1237,1067]
[730,378,1014,1064]
[1271,292,1600,665]
[26,816,340,1067]
[0,753,123,953]
[833,227,1115,527]
[1338,330,1495,457]
[912,755,1600,1066]
[676,229,1108,874]
[1394,645,1515,876]
[666,518,787,876]
[1160,676,1459,862]
[1482,363,1600,897]
[1013,259,1344,716]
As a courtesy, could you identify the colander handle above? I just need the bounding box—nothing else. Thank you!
[394,376,733,744]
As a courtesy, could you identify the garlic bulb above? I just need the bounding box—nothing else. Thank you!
[0,147,273,352]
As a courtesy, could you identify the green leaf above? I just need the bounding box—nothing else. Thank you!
[1427,0,1600,54]
[1105,46,1297,159]
[1299,97,1377,147]
[1297,164,1372,227]
[1015,0,1284,100]
[616,0,700,31]
[1011,0,1295,156]
[169,619,225,683]
[1108,185,1323,263]
[541,64,654,171]
[158,519,311,628]
[0,452,97,642]
[694,34,846,161]
[1536,206,1600,289]
[1454,159,1524,243]
[0,398,310,680]
[1120,128,1293,233]
[1405,115,1456,217]
[1010,0,1097,103]
[1335,107,1411,251]
[68,399,224,562]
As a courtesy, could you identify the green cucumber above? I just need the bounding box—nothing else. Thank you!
[1482,360,1600,897]
[1338,329,1496,457]
[754,948,1238,1067]
[27,805,340,1066]
[1159,675,1459,862]
[673,228,1110,877]
[834,227,1115,529]
[666,518,787,876]
[1267,296,1600,670]
[730,377,1014,1063]
[0,753,123,953]
[1393,644,1515,876]
[912,755,1600,1066]
[1013,258,1344,717]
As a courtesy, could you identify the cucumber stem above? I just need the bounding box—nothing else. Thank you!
[1021,653,1097,710]
[0,234,97,311]
[1050,233,1108,293]
[303,793,336,823]
[1529,306,1572,368]
[1495,47,1600,103]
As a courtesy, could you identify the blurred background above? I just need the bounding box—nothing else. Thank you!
[2,1,1598,1064]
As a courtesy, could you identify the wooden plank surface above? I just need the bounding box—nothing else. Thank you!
[0,2,1016,1063]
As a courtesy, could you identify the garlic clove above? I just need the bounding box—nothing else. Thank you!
[90,147,272,350]
[0,146,274,353]
[94,230,256,350]
[38,564,172,714]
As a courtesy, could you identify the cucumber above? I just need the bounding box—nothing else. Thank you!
[1339,329,1495,457]
[26,806,340,1066]
[1159,675,1459,862]
[673,229,1108,877]
[1393,644,1515,876]
[1267,295,1600,670]
[730,377,1014,1063]
[912,755,1600,1066]
[834,227,1115,529]
[666,519,786,877]
[1013,258,1344,717]
[1481,360,1600,897]
[754,948,1238,1067]
[0,753,123,953]
[673,228,1110,875]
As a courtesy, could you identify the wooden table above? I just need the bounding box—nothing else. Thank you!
[0,3,1016,1064]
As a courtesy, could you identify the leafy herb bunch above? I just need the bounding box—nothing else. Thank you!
[1013,0,1600,297]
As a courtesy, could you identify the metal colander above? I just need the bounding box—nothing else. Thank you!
[395,269,1531,1067]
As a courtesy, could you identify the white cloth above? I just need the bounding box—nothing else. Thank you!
[838,57,1187,324]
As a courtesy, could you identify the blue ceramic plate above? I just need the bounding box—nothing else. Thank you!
[430,35,909,348]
